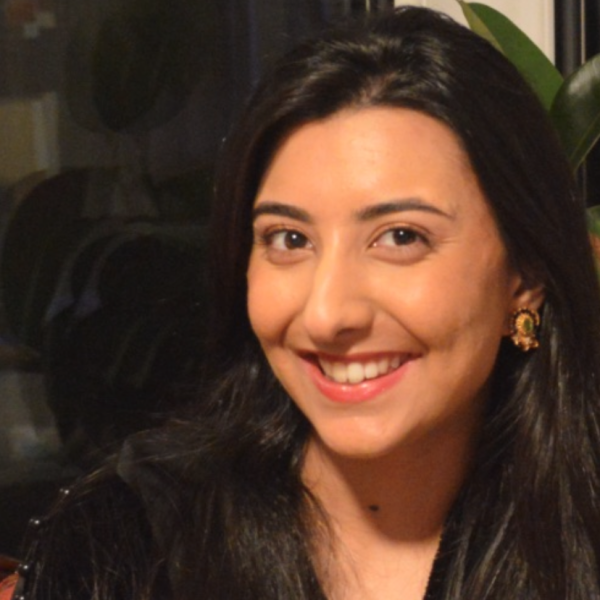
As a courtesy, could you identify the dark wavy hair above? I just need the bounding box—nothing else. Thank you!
[25,6,600,600]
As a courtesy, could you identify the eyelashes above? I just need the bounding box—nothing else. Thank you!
[259,228,313,251]
[253,223,431,265]
[371,227,430,249]
[255,225,429,249]
[252,226,313,265]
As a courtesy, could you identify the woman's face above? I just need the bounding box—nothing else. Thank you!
[247,107,539,459]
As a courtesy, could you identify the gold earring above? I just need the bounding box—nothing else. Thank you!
[510,307,540,351]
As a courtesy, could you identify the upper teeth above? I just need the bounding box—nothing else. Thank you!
[319,356,402,385]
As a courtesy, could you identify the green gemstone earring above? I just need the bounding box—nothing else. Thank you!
[510,307,541,351]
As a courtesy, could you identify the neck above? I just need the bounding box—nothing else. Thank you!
[302,428,476,600]
[304,427,474,536]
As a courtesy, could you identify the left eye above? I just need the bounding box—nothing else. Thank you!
[268,229,311,251]
[373,227,423,247]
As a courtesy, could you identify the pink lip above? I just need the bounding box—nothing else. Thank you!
[303,354,414,404]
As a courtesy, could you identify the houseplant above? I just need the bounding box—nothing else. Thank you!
[457,1,600,240]
[458,1,600,172]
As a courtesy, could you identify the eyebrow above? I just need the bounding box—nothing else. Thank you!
[356,199,454,221]
[251,198,453,223]
[252,202,312,223]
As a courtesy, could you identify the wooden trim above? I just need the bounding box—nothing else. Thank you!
[371,0,396,9]
[585,0,600,58]
[554,0,583,75]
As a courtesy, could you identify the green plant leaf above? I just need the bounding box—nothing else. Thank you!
[587,205,600,237]
[586,207,600,273]
[456,1,501,51]
[550,54,600,171]
[456,1,563,111]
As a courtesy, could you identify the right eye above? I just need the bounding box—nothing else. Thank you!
[264,229,312,251]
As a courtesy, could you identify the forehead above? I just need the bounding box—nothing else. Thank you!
[256,107,485,222]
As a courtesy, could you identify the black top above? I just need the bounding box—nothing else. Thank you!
[17,435,461,600]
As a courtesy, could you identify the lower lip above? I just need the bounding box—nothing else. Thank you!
[304,358,413,404]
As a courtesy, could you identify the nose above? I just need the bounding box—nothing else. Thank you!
[301,252,375,345]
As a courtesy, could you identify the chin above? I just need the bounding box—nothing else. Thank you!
[311,426,412,462]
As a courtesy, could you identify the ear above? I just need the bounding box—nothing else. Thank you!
[503,275,545,336]
[511,279,545,311]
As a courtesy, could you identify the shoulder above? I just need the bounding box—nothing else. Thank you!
[20,426,212,600]
[21,461,162,600]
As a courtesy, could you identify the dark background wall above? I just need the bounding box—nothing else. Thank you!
[0,0,393,558]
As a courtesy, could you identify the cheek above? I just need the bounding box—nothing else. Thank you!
[246,261,300,346]
[382,253,513,351]
[247,264,273,343]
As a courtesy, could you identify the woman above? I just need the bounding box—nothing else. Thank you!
[11,5,600,600]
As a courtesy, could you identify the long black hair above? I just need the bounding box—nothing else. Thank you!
[25,6,600,600]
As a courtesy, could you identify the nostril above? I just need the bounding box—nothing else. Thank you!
[302,297,375,344]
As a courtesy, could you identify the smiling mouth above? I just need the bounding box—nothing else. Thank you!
[317,355,409,385]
